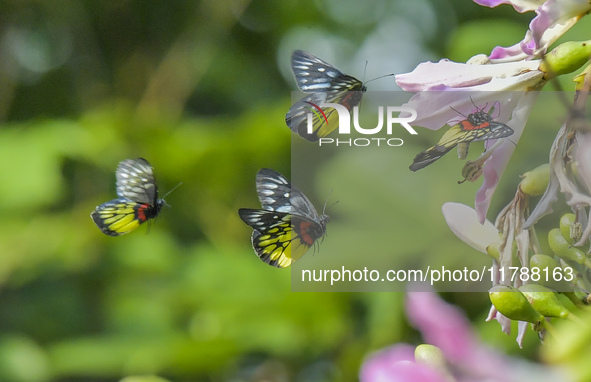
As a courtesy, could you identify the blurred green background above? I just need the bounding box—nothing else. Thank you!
[0,0,587,381]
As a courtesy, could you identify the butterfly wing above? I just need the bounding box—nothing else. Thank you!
[291,50,364,92]
[287,50,365,141]
[285,92,337,142]
[255,168,292,212]
[410,125,467,171]
[91,198,148,236]
[92,158,163,236]
[459,120,514,143]
[258,165,327,236]
[238,209,311,268]
[410,118,514,171]
[116,158,158,204]
[239,168,329,267]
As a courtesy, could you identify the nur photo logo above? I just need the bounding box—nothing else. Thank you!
[303,100,418,147]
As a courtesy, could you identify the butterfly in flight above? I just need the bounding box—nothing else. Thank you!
[91,158,168,236]
[238,168,330,268]
[409,107,514,171]
[285,50,367,142]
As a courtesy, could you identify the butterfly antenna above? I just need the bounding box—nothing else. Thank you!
[469,96,481,111]
[450,106,468,119]
[322,189,334,216]
[359,57,396,85]
[326,200,339,215]
[162,181,183,201]
[364,73,396,85]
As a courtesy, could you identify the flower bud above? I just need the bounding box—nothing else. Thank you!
[415,344,452,380]
[548,228,590,267]
[540,40,591,79]
[529,254,573,292]
[560,213,583,245]
[530,253,559,270]
[489,285,544,323]
[556,292,580,313]
[518,284,572,319]
[519,164,550,196]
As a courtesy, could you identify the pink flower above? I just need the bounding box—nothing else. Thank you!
[397,60,543,222]
[359,291,569,381]
[477,0,591,61]
[397,0,591,223]
[359,344,447,382]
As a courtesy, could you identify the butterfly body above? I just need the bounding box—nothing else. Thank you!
[286,50,365,142]
[238,168,329,268]
[91,158,165,236]
[410,109,513,171]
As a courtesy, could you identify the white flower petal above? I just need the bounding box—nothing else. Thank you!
[442,202,499,253]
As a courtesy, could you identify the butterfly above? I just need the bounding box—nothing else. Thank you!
[409,108,514,171]
[285,50,367,142]
[91,158,167,236]
[238,168,330,268]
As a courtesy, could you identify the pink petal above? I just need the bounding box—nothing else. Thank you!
[489,0,591,61]
[359,344,447,382]
[475,91,540,223]
[474,0,544,12]
[406,292,478,362]
[396,60,540,93]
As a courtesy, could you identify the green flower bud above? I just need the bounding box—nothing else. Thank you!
[562,291,586,308]
[556,292,580,313]
[548,228,591,268]
[415,344,452,379]
[530,253,559,269]
[489,285,545,323]
[518,284,572,319]
[529,254,573,292]
[519,164,550,196]
[560,213,584,247]
[560,213,578,244]
[415,344,447,369]
[540,40,591,79]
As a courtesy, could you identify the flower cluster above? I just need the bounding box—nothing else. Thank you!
[397,0,591,223]
[366,0,591,379]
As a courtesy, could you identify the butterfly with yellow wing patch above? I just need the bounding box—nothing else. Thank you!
[238,168,330,268]
[91,158,167,236]
[286,50,367,142]
[410,107,514,171]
